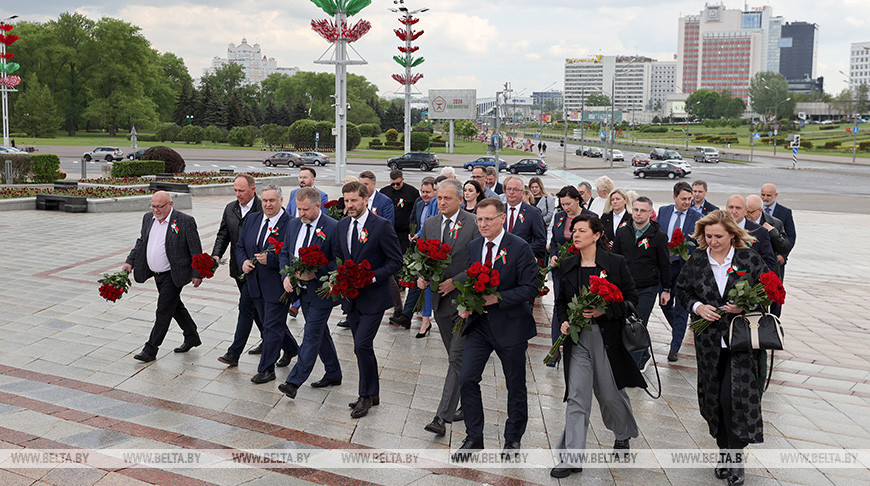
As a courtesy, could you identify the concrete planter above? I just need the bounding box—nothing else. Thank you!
[78,175,296,197]
[0,197,37,211]
[88,193,193,213]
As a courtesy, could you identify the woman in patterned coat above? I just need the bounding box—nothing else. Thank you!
[676,210,769,486]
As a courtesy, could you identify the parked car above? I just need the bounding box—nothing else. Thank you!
[634,161,688,179]
[463,156,506,171]
[693,146,720,163]
[264,152,303,167]
[297,151,330,166]
[575,146,598,156]
[585,147,603,158]
[0,146,26,154]
[631,154,650,167]
[83,147,124,162]
[604,149,624,161]
[127,148,147,160]
[508,158,547,175]
[387,152,439,171]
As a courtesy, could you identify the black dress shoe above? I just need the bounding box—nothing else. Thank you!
[174,339,201,353]
[350,397,372,418]
[424,416,446,436]
[451,437,483,462]
[453,408,464,422]
[278,382,298,399]
[348,395,380,408]
[728,464,745,486]
[310,377,342,388]
[337,320,350,328]
[501,441,521,460]
[276,354,292,368]
[390,314,412,329]
[251,371,276,384]
[667,348,679,362]
[134,352,156,362]
[217,353,239,366]
[248,341,263,355]
[715,450,730,479]
[613,438,630,450]
[550,464,582,478]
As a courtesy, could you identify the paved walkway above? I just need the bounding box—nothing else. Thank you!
[1,195,869,485]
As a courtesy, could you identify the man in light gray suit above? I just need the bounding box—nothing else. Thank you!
[417,179,481,436]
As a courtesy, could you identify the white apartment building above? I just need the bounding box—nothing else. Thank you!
[208,38,299,85]
[850,41,870,91]
[563,55,675,115]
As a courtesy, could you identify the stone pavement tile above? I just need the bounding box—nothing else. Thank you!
[170,417,239,441]
[405,472,490,486]
[41,467,109,486]
[161,464,266,486]
[2,409,68,436]
[237,473,321,486]
[824,469,870,486]
[126,409,200,430]
[766,467,835,485]
[302,418,355,442]
[610,468,671,485]
[349,425,404,449]
[92,471,153,486]
[221,398,275,421]
[61,429,134,449]
[0,469,39,486]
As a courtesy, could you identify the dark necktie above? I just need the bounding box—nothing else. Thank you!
[257,218,269,251]
[508,207,516,232]
[671,211,684,242]
[765,207,772,215]
[302,223,312,249]
[441,218,452,242]
[485,241,495,265]
[351,220,361,257]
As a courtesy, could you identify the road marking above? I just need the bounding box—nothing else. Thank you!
[194,164,201,167]
[211,164,218,168]
[229,165,237,168]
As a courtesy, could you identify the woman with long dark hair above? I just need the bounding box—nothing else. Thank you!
[461,179,485,214]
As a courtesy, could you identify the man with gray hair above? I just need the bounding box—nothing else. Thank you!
[439,166,456,179]
[577,181,595,213]
[502,175,546,258]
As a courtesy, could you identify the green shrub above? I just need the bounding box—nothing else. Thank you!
[358,123,381,138]
[227,126,255,147]
[368,138,382,149]
[410,131,430,151]
[860,141,870,151]
[347,123,361,151]
[178,125,205,144]
[0,153,30,183]
[156,123,182,142]
[819,125,840,131]
[288,119,318,148]
[136,134,160,142]
[315,121,335,147]
[800,140,814,149]
[205,125,228,143]
[143,146,185,173]
[111,160,165,177]
[30,154,62,183]
[823,141,840,149]
[385,128,399,143]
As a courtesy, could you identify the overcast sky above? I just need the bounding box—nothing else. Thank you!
[5,0,868,99]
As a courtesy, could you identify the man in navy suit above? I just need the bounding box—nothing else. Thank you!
[656,182,702,362]
[359,170,395,225]
[761,183,796,275]
[453,198,539,460]
[286,167,329,217]
[331,181,403,419]
[277,188,342,399]
[237,184,299,384]
[485,167,503,195]
[726,195,777,273]
[502,175,547,258]
[690,180,718,216]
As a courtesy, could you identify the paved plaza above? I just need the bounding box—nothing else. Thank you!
[0,191,869,485]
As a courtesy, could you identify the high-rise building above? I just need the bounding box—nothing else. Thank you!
[531,91,563,108]
[850,41,870,92]
[563,55,673,115]
[779,21,818,82]
[677,4,782,101]
[208,38,299,85]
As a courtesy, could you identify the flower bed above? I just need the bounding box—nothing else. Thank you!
[50,187,153,198]
[81,175,237,186]
[181,171,285,178]
[80,177,150,185]
[0,187,41,199]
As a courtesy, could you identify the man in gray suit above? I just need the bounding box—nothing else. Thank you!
[123,191,204,362]
[418,179,481,436]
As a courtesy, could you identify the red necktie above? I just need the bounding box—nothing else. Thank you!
[508,207,516,233]
[485,241,495,265]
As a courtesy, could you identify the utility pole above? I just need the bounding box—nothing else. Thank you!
[495,82,511,166]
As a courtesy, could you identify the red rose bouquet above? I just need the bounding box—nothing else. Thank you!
[668,228,695,261]
[544,275,624,365]
[689,269,786,334]
[537,258,550,296]
[451,261,501,335]
[408,238,453,311]
[395,224,419,289]
[323,200,344,220]
[279,244,329,304]
[98,269,132,303]
[239,236,284,281]
[317,259,375,301]
[191,253,219,279]
[556,240,580,263]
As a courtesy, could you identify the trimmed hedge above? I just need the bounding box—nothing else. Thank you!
[819,125,841,131]
[111,160,166,177]
[143,146,185,173]
[0,153,30,183]
[30,154,63,183]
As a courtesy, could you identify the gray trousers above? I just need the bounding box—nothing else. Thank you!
[557,324,638,465]
[433,291,465,422]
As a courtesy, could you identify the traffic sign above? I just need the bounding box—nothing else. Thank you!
[598,132,605,140]
[792,147,799,155]
[768,132,773,137]
[774,125,779,130]
[753,133,761,140]
[855,126,860,133]
[316,132,320,141]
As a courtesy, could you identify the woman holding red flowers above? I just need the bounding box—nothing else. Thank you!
[550,214,642,479]
[676,209,769,486]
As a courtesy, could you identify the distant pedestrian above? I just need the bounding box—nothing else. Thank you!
[538,141,542,153]
[542,142,547,154]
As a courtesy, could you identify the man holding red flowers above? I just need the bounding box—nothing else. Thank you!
[237,184,298,385]
[122,190,204,363]
[452,198,539,461]
[330,181,403,419]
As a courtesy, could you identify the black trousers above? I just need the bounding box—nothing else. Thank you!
[144,272,199,355]
[716,349,749,450]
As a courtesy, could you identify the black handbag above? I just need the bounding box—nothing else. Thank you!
[621,302,650,352]
[728,311,784,352]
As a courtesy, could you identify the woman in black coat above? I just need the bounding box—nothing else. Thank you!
[599,188,632,243]
[550,214,643,479]
[676,210,769,486]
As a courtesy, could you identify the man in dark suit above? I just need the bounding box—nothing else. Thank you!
[276,188,342,399]
[359,170,395,224]
[453,198,539,460]
[485,166,503,195]
[123,191,203,362]
[286,167,329,216]
[691,180,718,216]
[746,195,791,276]
[237,184,299,384]
[656,182,702,362]
[331,181,403,419]
[502,175,547,258]
[577,181,596,215]
[761,183,796,276]
[417,179,481,436]
[380,169,420,253]
[212,174,264,366]
[726,195,778,274]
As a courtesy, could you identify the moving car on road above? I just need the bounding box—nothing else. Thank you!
[127,148,147,160]
[604,149,624,161]
[631,154,650,167]
[693,146,720,163]
[297,151,330,166]
[387,152,439,171]
[264,152,303,167]
[463,156,507,171]
[634,161,688,179]
[649,148,683,160]
[0,146,26,154]
[507,158,547,175]
[83,147,124,162]
[583,147,603,158]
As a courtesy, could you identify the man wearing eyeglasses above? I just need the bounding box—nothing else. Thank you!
[123,191,204,363]
[380,169,420,254]
[502,176,547,259]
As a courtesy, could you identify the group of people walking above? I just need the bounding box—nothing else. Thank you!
[121,165,795,484]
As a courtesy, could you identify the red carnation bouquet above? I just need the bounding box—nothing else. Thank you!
[279,244,329,304]
[668,228,695,261]
[689,270,786,333]
[317,259,375,301]
[190,253,219,279]
[408,238,453,311]
[98,270,132,303]
[323,200,344,220]
[544,275,624,365]
[452,261,501,335]
[239,236,284,281]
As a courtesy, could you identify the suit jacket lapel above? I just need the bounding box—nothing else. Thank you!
[339,219,351,260]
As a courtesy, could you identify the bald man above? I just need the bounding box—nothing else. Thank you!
[760,183,796,271]
[123,191,204,362]
[725,195,777,273]
[746,195,791,276]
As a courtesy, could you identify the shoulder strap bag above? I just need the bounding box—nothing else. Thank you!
[621,301,661,399]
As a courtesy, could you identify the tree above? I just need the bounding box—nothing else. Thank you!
[748,72,794,122]
[14,75,62,137]
[831,89,856,118]
[381,100,404,131]
[454,119,477,137]
[856,83,870,115]
[685,89,720,119]
[586,93,611,106]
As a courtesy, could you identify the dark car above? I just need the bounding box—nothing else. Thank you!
[463,156,507,171]
[508,158,547,175]
[264,152,302,167]
[127,148,147,160]
[634,161,687,179]
[649,147,682,160]
[297,151,330,166]
[585,147,603,158]
[387,152,439,171]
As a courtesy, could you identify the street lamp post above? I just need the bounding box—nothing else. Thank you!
[840,70,861,165]
[608,57,638,168]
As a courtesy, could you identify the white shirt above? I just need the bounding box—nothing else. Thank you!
[481,228,506,264]
[693,246,735,349]
[294,213,322,258]
[240,198,254,219]
[736,218,746,230]
[506,202,522,229]
[764,201,778,215]
[346,208,370,251]
[258,209,285,248]
[440,212,457,241]
[589,197,606,217]
[366,190,379,212]
[146,208,173,273]
[612,209,626,236]
[667,208,688,241]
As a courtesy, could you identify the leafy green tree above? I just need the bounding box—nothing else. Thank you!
[381,100,404,131]
[14,75,62,137]
[178,125,205,144]
[261,123,289,149]
[204,125,227,143]
[748,72,794,122]
[685,89,720,119]
[856,83,870,115]
[586,93,611,106]
[227,126,255,146]
[288,119,319,148]
[346,122,361,150]
[201,63,245,100]
[831,89,855,118]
